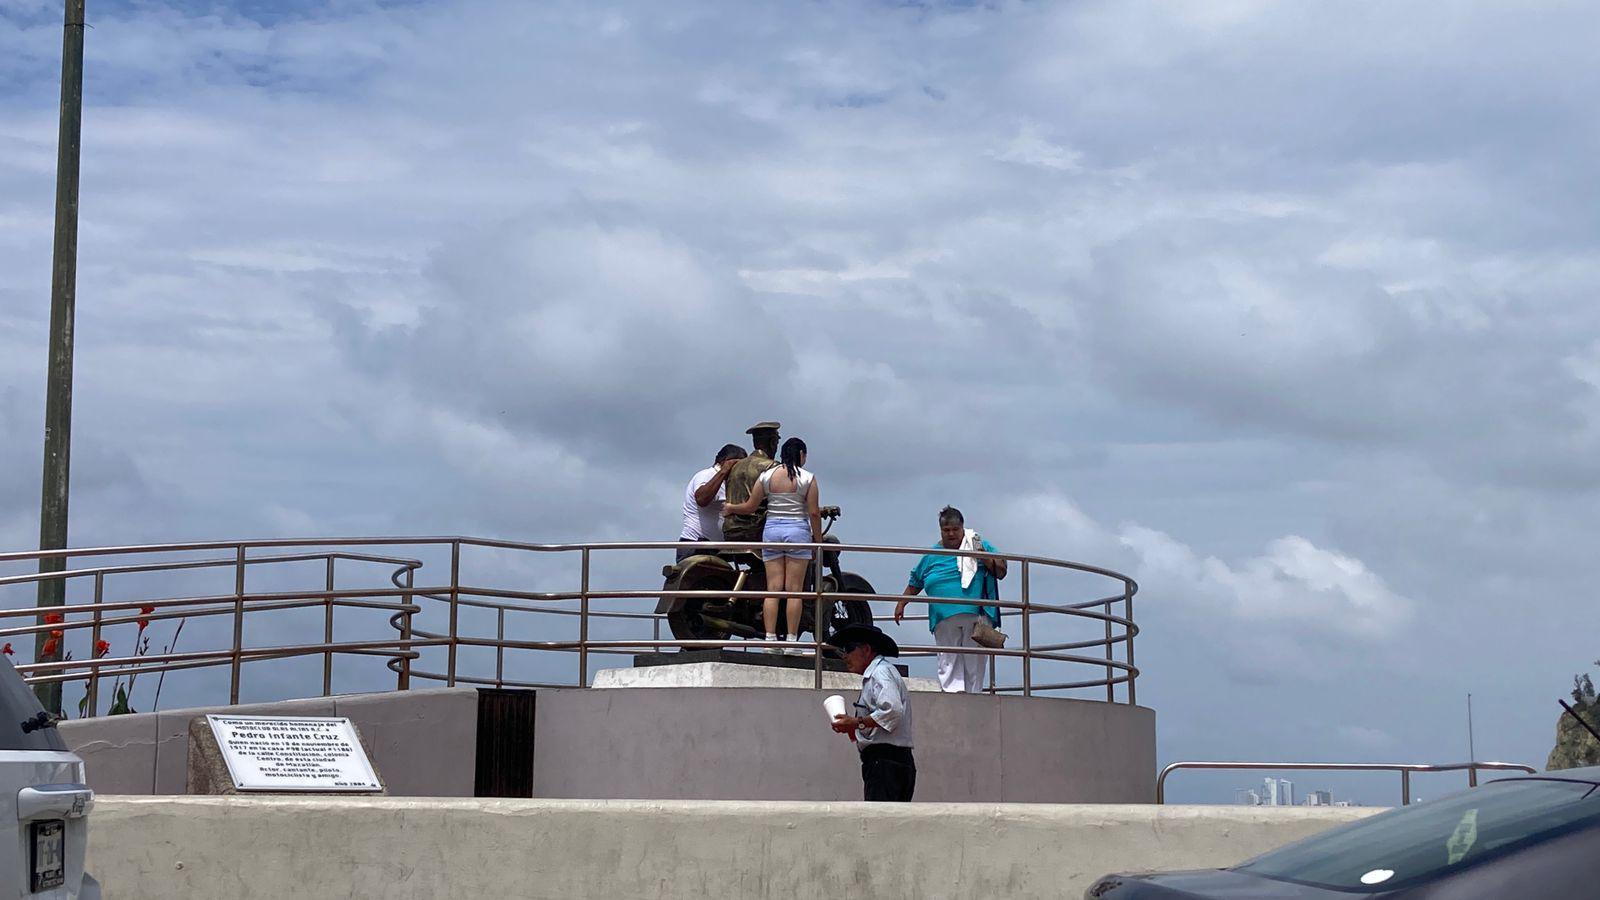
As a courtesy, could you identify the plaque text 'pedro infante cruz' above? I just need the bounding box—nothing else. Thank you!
[207,715,382,792]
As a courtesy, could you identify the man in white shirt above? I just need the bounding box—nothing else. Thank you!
[679,444,746,560]
[829,623,915,801]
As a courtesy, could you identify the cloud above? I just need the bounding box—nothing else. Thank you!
[1011,493,1413,646]
[1127,530,1412,642]
[1337,724,1397,753]
[991,123,1083,173]
[342,209,793,464]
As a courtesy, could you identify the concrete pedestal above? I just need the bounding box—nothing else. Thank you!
[593,660,941,692]
[534,686,1157,802]
[65,683,1157,803]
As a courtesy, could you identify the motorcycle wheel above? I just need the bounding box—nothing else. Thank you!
[666,596,720,641]
[664,563,737,642]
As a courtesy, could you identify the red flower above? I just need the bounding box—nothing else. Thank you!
[43,613,63,625]
[94,639,110,658]
[41,637,60,656]
[137,605,155,631]
[2,642,12,656]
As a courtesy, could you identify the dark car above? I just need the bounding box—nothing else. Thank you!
[1086,768,1600,899]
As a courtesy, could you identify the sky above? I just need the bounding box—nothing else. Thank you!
[3,0,1599,804]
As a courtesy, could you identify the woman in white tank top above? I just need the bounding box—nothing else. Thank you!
[721,437,823,653]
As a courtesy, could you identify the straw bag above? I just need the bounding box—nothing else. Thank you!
[972,616,1007,649]
[971,568,1007,649]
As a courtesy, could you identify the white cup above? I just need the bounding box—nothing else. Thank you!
[823,694,847,723]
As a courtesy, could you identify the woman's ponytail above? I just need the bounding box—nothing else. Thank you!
[780,437,807,483]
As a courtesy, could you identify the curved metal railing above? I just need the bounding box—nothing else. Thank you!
[0,536,1139,717]
[1156,760,1541,806]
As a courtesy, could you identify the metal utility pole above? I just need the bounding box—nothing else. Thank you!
[35,0,87,712]
[1466,693,1476,763]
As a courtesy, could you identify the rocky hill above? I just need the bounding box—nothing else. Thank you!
[1547,699,1600,771]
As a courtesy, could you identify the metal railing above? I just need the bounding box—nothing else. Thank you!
[1156,761,1541,806]
[0,536,1140,717]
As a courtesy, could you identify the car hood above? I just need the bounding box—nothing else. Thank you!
[1087,869,1373,899]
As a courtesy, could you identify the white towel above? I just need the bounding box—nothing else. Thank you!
[958,529,981,590]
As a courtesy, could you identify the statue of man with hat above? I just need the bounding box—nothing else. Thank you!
[721,421,781,546]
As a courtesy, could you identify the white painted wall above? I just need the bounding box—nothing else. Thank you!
[87,796,1379,899]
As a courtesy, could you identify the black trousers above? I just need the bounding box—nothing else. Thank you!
[861,744,916,802]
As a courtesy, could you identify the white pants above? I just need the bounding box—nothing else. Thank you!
[934,613,988,694]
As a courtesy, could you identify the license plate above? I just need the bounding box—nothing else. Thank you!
[31,819,65,892]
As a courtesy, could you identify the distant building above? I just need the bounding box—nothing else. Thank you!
[1244,784,1357,807]
[1257,777,1295,806]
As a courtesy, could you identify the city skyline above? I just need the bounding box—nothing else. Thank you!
[1235,779,1358,808]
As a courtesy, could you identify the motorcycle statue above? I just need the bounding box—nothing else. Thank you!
[657,505,875,644]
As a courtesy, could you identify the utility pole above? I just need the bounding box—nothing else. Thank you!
[1467,693,1476,762]
[35,0,87,713]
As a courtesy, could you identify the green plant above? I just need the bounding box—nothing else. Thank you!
[1574,671,1597,705]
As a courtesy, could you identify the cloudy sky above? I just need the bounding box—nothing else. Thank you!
[3,0,1598,803]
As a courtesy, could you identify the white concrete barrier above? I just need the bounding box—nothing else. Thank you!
[88,797,1379,899]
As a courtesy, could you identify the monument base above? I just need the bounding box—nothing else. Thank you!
[63,686,1157,802]
[593,659,940,692]
[633,647,909,676]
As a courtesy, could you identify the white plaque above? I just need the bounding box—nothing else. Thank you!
[206,715,382,792]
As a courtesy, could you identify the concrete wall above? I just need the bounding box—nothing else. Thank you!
[534,687,1155,802]
[63,686,1155,803]
[59,688,478,797]
[86,796,1380,900]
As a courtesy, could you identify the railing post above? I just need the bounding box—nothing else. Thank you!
[1103,595,1114,703]
[1125,584,1136,707]
[322,556,335,696]
[578,548,590,688]
[1021,561,1031,698]
[1468,765,1478,788]
[86,570,103,717]
[447,541,460,687]
[813,546,824,690]
[229,545,245,704]
[1401,770,1412,805]
[398,565,413,691]
[496,608,505,688]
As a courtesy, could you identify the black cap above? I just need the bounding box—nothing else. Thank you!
[746,421,781,434]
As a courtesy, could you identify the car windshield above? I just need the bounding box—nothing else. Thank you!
[0,654,68,751]
[1237,779,1600,891]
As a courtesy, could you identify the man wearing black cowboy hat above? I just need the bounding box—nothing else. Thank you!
[829,623,916,801]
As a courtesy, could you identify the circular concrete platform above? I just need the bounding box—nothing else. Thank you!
[533,684,1156,803]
